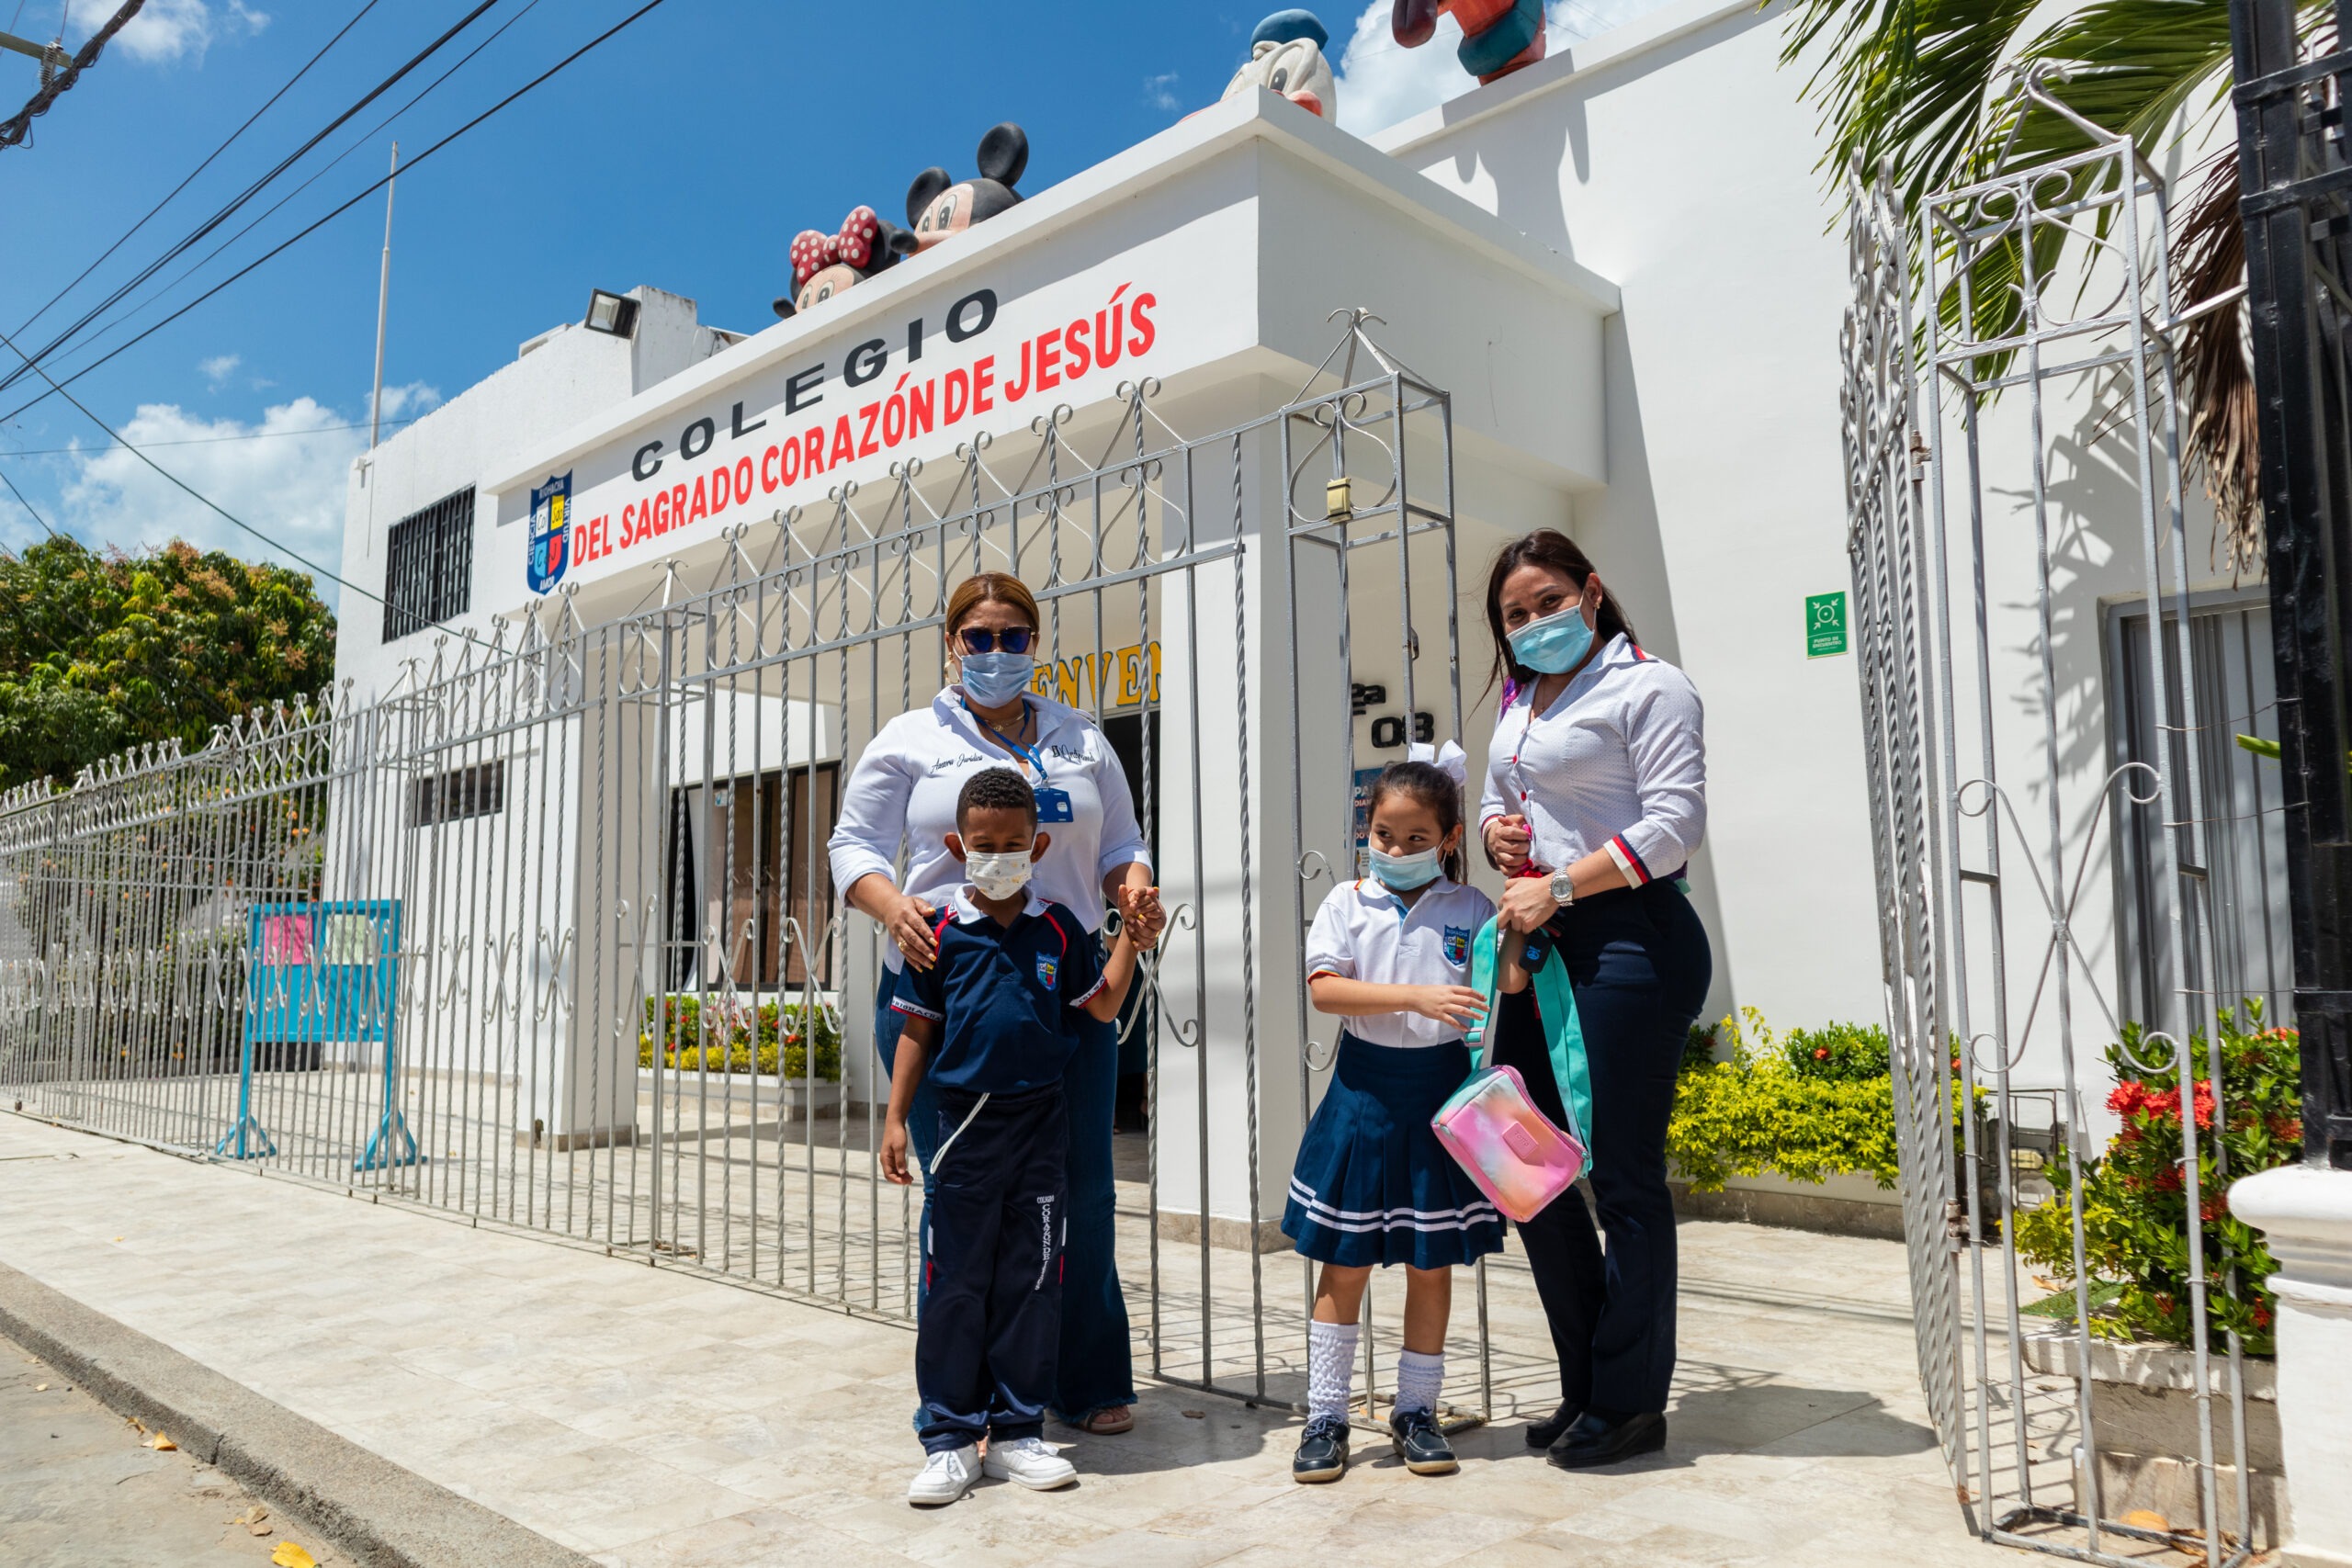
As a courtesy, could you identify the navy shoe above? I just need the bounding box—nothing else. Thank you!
[1389,1405,1458,1475]
[1292,1414,1350,1483]
[1546,1408,1667,1469]
[1526,1399,1582,1449]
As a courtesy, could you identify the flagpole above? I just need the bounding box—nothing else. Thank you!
[368,141,399,448]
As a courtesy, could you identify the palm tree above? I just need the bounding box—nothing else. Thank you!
[1783,0,2331,572]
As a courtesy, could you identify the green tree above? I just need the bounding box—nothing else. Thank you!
[1784,0,2331,571]
[0,536,335,791]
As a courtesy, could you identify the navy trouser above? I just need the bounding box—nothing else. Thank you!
[1493,879,1712,1416]
[916,1082,1069,1453]
[876,953,1136,1421]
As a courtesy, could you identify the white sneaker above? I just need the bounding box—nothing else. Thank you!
[981,1435,1078,1490]
[907,1445,980,1506]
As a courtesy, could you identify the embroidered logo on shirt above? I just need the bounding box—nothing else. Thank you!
[1442,926,1472,966]
[1035,954,1058,990]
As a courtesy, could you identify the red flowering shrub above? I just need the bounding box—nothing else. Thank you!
[2014,1005,2301,1354]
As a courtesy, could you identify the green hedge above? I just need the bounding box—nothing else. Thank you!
[638,995,842,1081]
[1668,1009,1905,1191]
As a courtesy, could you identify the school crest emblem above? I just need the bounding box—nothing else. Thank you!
[1035,953,1058,990]
[1442,926,1472,966]
[527,471,571,593]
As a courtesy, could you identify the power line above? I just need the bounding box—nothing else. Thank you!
[0,415,422,457]
[28,0,546,407]
[11,0,383,346]
[0,0,668,430]
[0,0,502,400]
[0,0,140,151]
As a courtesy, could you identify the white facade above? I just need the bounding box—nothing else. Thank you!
[332,0,2264,1216]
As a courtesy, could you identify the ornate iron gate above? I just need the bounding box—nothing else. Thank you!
[1843,78,2278,1565]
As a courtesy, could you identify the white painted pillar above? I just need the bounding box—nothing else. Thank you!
[2230,1164,2352,1568]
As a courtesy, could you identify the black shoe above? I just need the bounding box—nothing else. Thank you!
[1293,1415,1350,1483]
[1389,1405,1459,1475]
[1547,1409,1667,1469]
[1525,1399,1582,1449]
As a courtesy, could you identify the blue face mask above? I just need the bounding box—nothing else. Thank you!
[1507,603,1594,675]
[1369,846,1443,892]
[958,651,1036,708]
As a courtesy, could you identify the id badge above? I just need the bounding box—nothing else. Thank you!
[1034,786,1076,824]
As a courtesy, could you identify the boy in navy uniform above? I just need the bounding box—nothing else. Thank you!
[882,767,1161,1506]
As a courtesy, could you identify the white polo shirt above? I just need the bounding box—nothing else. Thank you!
[827,689,1152,971]
[1303,877,1496,1049]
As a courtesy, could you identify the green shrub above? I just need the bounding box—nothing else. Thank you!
[1669,1008,1904,1190]
[1668,1008,1975,1192]
[637,994,842,1081]
[2012,1004,2299,1355]
[1781,1019,1891,1083]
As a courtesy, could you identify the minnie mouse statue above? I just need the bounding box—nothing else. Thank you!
[774,206,916,320]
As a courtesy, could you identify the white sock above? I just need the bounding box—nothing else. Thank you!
[1306,1320,1360,1420]
[1395,1348,1445,1416]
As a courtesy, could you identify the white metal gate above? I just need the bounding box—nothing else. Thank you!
[1842,82,2280,1566]
[0,318,1484,1423]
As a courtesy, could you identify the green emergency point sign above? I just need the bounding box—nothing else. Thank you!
[1806,592,1849,658]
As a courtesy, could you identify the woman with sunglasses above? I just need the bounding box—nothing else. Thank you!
[1476,529,1711,1471]
[830,570,1157,1437]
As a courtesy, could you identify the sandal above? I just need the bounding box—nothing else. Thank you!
[1069,1405,1135,1435]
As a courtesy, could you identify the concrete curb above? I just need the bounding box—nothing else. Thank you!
[0,1260,594,1568]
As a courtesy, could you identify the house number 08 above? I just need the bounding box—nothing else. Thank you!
[1369,712,1435,750]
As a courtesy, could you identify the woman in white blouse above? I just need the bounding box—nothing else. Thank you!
[1476,529,1713,1471]
[828,571,1154,1437]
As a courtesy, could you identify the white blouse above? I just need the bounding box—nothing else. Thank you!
[827,689,1152,970]
[1303,877,1496,1049]
[1476,634,1706,887]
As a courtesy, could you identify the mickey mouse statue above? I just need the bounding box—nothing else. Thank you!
[905,123,1030,253]
[1391,0,1546,84]
[1221,9,1338,118]
[775,206,915,320]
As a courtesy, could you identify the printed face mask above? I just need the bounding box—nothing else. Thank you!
[1507,602,1595,675]
[957,651,1036,708]
[965,850,1033,900]
[1369,846,1443,891]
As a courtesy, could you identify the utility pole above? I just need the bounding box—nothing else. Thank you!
[368,141,397,448]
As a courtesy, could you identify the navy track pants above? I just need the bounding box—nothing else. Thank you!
[915,1082,1069,1453]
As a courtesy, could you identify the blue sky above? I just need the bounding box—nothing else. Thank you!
[0,0,1664,607]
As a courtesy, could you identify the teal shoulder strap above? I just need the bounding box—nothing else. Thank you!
[1464,915,1594,1156]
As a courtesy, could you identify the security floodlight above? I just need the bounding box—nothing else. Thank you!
[583,289,639,339]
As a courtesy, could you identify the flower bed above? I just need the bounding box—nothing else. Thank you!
[637,994,842,1082]
[2013,1005,2300,1355]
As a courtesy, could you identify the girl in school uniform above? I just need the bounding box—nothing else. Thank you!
[1281,747,1502,1483]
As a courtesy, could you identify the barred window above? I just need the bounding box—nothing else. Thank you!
[381,487,474,641]
[410,761,504,828]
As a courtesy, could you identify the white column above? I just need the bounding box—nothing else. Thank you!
[2230,1163,2352,1568]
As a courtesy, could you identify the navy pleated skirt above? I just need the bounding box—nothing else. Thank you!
[1282,1034,1506,1269]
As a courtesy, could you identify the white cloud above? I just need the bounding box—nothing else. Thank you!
[1143,72,1182,112]
[109,0,269,66]
[198,354,240,386]
[1332,0,1677,136]
[55,382,438,608]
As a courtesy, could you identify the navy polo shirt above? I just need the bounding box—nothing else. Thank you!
[890,889,1106,1093]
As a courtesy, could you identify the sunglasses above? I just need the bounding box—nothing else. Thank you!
[956,627,1036,655]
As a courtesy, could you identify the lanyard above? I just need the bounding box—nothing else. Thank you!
[966,698,1051,782]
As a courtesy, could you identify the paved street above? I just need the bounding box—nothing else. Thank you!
[0,1329,340,1568]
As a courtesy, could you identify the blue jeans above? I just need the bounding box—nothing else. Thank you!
[875,948,1136,1422]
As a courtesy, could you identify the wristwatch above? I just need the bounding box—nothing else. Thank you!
[1547,870,1577,910]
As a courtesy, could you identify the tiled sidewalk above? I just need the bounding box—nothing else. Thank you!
[0,1112,2001,1567]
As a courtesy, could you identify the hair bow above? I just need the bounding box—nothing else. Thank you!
[1407,739,1469,783]
[789,206,886,286]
